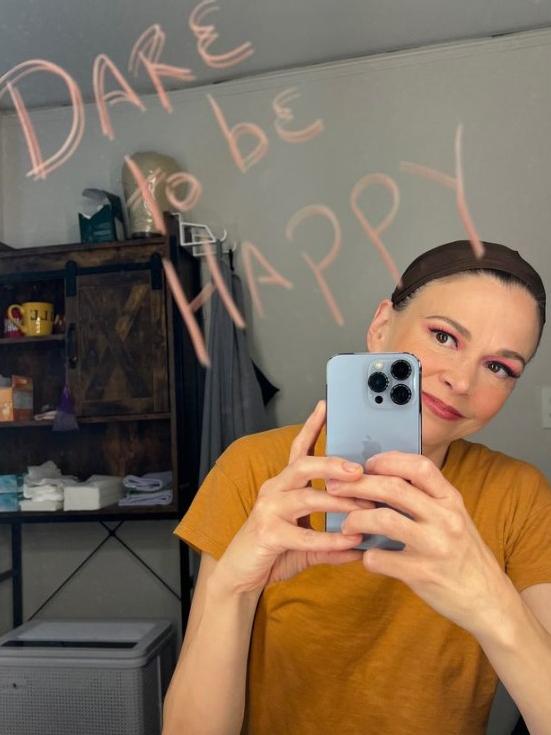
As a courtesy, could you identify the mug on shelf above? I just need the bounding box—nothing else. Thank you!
[7,302,55,337]
[3,306,23,338]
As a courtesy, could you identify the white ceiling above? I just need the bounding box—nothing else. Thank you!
[1,0,551,109]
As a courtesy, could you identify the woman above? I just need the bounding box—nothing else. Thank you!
[163,240,551,735]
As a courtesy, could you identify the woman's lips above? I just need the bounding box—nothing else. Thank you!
[422,392,464,421]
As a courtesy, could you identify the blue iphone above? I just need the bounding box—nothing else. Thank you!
[325,352,422,551]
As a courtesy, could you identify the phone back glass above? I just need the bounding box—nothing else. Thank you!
[326,352,422,550]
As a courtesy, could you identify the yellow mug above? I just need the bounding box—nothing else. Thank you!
[7,302,55,337]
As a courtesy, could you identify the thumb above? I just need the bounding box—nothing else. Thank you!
[309,549,363,566]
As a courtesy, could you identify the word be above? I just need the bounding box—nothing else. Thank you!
[158,125,484,367]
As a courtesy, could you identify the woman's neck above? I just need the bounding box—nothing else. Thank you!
[423,442,451,470]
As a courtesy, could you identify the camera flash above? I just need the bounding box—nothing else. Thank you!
[373,361,383,370]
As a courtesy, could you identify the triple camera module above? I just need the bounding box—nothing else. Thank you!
[367,359,412,406]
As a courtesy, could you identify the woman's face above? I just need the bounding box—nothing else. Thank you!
[367,273,541,456]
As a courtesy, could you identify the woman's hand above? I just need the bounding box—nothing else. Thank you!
[326,452,510,636]
[215,401,368,596]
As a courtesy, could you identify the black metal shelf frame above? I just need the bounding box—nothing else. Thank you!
[0,515,190,632]
[0,220,203,638]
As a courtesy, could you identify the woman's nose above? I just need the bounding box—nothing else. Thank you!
[440,360,476,394]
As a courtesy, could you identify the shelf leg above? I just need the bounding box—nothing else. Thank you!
[11,523,22,627]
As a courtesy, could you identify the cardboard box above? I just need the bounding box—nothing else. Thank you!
[0,375,33,422]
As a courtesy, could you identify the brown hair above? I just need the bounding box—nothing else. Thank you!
[390,241,546,358]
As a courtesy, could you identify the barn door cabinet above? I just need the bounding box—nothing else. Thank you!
[0,215,204,629]
[66,261,170,418]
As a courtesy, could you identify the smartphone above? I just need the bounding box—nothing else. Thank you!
[325,352,422,551]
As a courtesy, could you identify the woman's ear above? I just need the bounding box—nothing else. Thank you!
[366,299,394,351]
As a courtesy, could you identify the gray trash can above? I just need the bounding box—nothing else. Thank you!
[0,618,176,735]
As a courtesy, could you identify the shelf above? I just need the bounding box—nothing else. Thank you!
[78,412,171,425]
[0,412,171,429]
[0,503,180,523]
[0,334,65,346]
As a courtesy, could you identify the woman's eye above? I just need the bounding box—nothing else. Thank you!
[487,361,517,379]
[430,328,457,347]
[429,327,520,379]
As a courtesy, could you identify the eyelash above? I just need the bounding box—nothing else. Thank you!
[428,328,520,379]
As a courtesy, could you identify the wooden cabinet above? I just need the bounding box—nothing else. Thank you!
[66,261,170,417]
[0,215,205,627]
[0,219,204,510]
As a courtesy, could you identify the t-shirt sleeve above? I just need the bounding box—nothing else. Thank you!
[173,462,250,560]
[505,467,551,592]
[174,432,277,559]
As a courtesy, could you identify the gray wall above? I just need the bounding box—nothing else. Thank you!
[2,30,551,468]
[1,30,551,732]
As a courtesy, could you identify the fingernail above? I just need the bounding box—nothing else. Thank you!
[343,461,362,473]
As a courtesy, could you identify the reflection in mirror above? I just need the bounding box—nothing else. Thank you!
[2,4,551,735]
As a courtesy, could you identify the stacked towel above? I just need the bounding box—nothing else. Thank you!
[122,471,172,492]
[21,461,76,512]
[19,499,64,512]
[0,474,20,512]
[118,489,173,506]
[63,475,123,511]
[119,471,173,506]
[26,460,62,483]
[0,474,19,493]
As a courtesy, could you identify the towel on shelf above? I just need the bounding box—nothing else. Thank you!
[25,485,64,502]
[0,474,19,493]
[20,460,69,511]
[23,476,76,500]
[19,499,63,512]
[122,471,172,493]
[119,489,173,507]
[119,470,173,506]
[0,475,20,511]
[63,475,123,511]
[25,460,62,483]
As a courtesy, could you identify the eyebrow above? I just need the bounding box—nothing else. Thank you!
[424,315,527,369]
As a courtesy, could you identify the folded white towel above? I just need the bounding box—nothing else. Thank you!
[23,476,77,499]
[25,485,64,502]
[119,489,173,507]
[25,461,62,483]
[20,499,63,512]
[122,471,172,493]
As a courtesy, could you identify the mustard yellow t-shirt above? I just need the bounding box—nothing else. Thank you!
[174,425,551,735]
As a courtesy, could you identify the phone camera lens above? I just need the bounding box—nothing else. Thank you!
[390,360,412,381]
[368,371,388,393]
[390,384,411,405]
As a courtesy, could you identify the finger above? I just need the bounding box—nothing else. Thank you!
[309,549,364,567]
[363,547,416,581]
[326,475,434,521]
[298,500,374,531]
[271,522,364,554]
[288,400,326,465]
[365,452,452,500]
[342,507,421,550]
[295,490,372,530]
[272,454,364,495]
[277,488,367,523]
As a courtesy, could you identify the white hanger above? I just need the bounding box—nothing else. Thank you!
[174,216,236,258]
